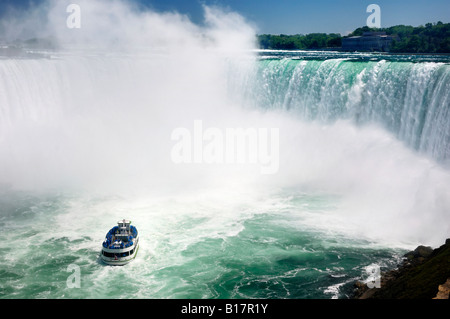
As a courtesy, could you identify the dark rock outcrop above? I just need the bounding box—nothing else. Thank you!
[353,238,450,299]
[404,245,433,261]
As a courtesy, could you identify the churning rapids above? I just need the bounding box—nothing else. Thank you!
[0,0,449,299]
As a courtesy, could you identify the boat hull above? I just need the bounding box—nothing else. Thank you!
[101,242,139,266]
[101,220,139,266]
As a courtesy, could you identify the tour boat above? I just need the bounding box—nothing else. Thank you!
[101,219,139,266]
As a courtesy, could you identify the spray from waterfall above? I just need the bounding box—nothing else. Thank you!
[0,0,449,247]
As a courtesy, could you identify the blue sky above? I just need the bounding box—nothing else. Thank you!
[1,0,449,35]
[143,0,450,34]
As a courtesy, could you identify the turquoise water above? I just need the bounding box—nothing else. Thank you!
[0,190,405,299]
[231,51,450,163]
[0,49,449,299]
[1,0,449,300]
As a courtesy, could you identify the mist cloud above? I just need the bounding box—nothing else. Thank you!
[0,0,260,193]
[1,0,257,54]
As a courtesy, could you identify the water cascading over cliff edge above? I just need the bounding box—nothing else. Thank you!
[0,0,449,248]
[1,0,450,300]
[231,57,450,164]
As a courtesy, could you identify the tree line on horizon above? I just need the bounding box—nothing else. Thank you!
[257,22,450,53]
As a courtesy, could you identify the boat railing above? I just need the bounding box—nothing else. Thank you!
[102,223,138,249]
[103,229,135,249]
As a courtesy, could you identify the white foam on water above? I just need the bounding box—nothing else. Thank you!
[0,0,449,279]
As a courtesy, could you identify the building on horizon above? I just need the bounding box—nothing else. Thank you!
[342,32,395,52]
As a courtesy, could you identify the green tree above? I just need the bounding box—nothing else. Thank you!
[257,22,450,53]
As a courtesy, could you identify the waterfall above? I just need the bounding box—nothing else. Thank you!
[234,58,450,163]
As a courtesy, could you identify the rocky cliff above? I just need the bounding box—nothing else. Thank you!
[353,239,450,299]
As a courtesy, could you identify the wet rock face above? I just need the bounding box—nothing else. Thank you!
[404,245,433,260]
[353,239,450,299]
[433,279,450,299]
